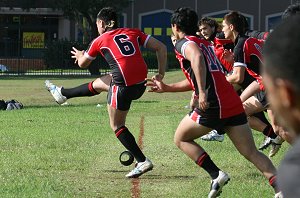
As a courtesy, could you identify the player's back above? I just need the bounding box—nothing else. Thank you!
[176,36,244,119]
[88,28,149,86]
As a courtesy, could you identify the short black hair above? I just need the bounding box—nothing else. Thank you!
[171,7,198,35]
[263,15,300,92]
[282,3,300,19]
[97,7,118,29]
[224,11,246,34]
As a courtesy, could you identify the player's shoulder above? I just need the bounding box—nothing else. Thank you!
[245,37,264,46]
[244,37,264,53]
[116,28,145,35]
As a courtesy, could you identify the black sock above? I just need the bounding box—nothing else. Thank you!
[263,125,277,139]
[61,81,99,99]
[195,152,220,179]
[252,111,269,125]
[115,126,146,162]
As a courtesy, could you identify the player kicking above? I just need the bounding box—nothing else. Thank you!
[147,7,281,198]
[70,7,167,178]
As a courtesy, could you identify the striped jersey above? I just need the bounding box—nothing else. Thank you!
[84,28,150,86]
[175,35,244,119]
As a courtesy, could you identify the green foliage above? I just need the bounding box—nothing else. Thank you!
[50,0,131,38]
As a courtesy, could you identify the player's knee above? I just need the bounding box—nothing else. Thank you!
[174,133,186,149]
[238,146,258,161]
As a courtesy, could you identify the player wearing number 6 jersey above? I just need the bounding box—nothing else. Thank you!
[147,7,280,197]
[71,7,167,178]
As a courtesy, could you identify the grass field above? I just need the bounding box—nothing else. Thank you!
[0,71,288,198]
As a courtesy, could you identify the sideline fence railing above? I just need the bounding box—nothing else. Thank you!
[0,40,179,76]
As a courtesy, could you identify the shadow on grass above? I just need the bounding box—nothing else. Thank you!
[23,103,107,109]
[25,101,158,109]
[133,100,159,104]
[145,174,197,179]
[103,170,197,180]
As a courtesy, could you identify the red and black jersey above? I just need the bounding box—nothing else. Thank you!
[233,35,264,90]
[174,35,244,119]
[84,28,150,86]
[213,37,234,72]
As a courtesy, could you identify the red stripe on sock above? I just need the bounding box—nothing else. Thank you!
[196,152,208,167]
[115,127,126,137]
[88,81,99,95]
[269,175,276,186]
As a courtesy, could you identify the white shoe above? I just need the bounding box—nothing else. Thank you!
[201,130,224,142]
[125,158,153,178]
[208,171,230,198]
[269,136,284,157]
[45,80,67,105]
[258,136,272,150]
[274,191,283,198]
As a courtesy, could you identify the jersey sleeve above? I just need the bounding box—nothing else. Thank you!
[84,38,99,60]
[233,39,247,67]
[175,38,193,59]
[136,29,151,48]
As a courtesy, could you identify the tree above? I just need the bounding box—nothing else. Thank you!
[49,0,131,75]
[50,0,131,39]
[17,0,131,40]
[17,0,131,75]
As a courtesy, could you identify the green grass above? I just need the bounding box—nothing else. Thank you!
[0,71,288,197]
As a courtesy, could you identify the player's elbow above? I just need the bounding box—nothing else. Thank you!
[158,43,167,54]
[235,75,244,84]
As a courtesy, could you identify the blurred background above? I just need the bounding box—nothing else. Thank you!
[0,0,297,76]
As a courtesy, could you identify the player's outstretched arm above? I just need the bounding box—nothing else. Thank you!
[145,78,191,93]
[145,37,167,80]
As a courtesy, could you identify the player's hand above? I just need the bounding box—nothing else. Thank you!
[198,91,209,111]
[151,73,164,81]
[222,49,234,64]
[145,78,165,93]
[71,47,84,64]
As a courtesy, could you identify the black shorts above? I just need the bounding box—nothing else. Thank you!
[254,90,269,109]
[107,81,146,111]
[189,108,248,134]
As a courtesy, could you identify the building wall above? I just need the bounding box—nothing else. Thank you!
[0,0,297,57]
[124,0,294,30]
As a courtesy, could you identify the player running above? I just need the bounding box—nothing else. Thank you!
[147,7,281,198]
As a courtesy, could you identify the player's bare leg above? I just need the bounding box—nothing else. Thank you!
[226,124,279,192]
[174,115,230,197]
[92,74,111,93]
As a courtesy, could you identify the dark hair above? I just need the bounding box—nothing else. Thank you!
[282,3,300,19]
[263,15,300,92]
[97,7,119,30]
[171,7,198,35]
[224,11,246,34]
[198,17,219,40]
